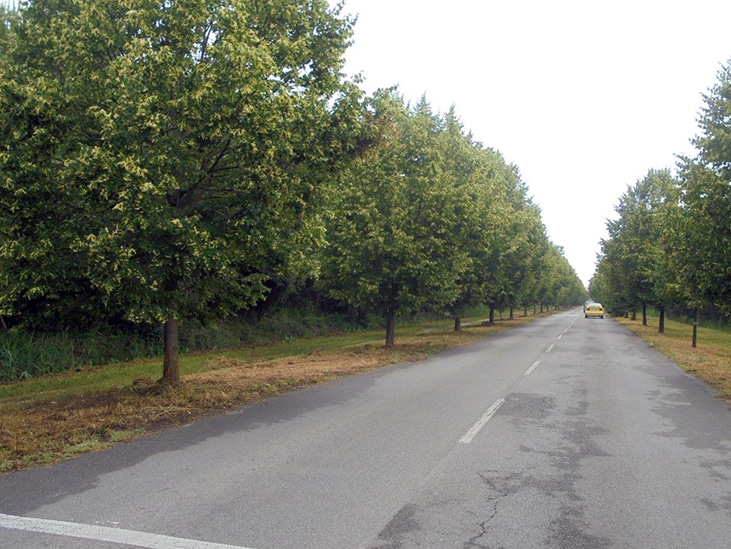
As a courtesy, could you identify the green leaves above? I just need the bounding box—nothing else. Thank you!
[595,59,731,323]
[0,0,587,369]
[599,169,680,314]
[0,0,360,380]
[694,63,731,181]
[323,93,459,315]
[320,91,583,344]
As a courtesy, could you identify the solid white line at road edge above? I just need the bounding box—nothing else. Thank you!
[0,513,255,549]
[459,398,505,444]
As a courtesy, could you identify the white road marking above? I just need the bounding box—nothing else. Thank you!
[468,314,577,443]
[0,513,255,549]
[524,360,541,377]
[459,398,505,444]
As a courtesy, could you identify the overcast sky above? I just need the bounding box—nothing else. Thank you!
[331,0,731,287]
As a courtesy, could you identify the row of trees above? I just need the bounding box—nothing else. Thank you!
[589,60,731,344]
[320,90,585,346]
[0,0,585,384]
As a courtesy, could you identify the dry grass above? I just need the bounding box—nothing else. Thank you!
[8,310,722,475]
[614,315,731,402]
[0,323,509,474]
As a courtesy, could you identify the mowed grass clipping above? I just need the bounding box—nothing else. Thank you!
[615,313,731,401]
[0,314,536,473]
[5,310,728,475]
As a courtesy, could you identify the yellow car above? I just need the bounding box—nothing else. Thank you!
[585,303,604,319]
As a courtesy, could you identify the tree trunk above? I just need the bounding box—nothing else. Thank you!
[489,306,495,325]
[642,304,647,326]
[692,307,698,348]
[523,305,528,317]
[454,317,461,332]
[658,306,665,333]
[161,315,180,386]
[509,307,514,320]
[385,313,396,347]
[631,309,636,321]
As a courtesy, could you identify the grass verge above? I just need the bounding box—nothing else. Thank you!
[0,314,538,474]
[614,313,731,402]
[7,310,724,475]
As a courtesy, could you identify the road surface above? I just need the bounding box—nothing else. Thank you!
[1,309,730,548]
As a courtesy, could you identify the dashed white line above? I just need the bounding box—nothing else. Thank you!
[0,513,254,549]
[459,398,505,444]
[461,317,578,445]
[524,360,541,376]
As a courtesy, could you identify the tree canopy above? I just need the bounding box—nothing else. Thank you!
[592,58,731,336]
[320,91,473,346]
[0,0,586,380]
[0,0,361,383]
[321,90,584,345]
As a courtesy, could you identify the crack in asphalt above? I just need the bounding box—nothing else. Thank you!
[463,471,523,549]
[464,389,613,549]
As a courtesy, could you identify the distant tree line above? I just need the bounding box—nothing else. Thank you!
[589,60,731,345]
[0,0,585,384]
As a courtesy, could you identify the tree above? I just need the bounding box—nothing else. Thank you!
[435,111,511,330]
[647,59,731,345]
[640,170,682,332]
[694,61,731,183]
[603,169,680,324]
[602,191,642,318]
[0,0,360,384]
[593,59,731,338]
[674,161,731,316]
[499,200,551,319]
[320,91,470,346]
[588,257,610,306]
[677,59,731,319]
[475,159,529,321]
[535,244,584,311]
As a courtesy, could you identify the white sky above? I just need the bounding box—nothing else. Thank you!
[331,0,731,287]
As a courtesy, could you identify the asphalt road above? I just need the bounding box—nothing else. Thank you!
[1,309,730,548]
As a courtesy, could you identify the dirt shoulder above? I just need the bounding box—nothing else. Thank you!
[0,325,502,474]
[5,312,728,475]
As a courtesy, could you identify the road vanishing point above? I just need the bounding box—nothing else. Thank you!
[1,309,730,548]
